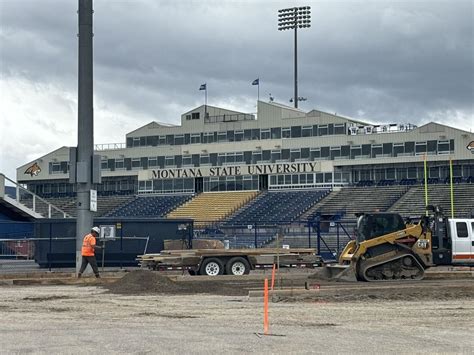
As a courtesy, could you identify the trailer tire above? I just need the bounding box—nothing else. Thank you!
[199,258,224,276]
[226,257,251,276]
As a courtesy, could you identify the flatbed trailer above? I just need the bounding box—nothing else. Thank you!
[138,248,321,276]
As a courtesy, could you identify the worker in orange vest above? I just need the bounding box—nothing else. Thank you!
[78,226,102,278]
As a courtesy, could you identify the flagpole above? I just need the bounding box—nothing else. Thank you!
[257,82,260,102]
[205,85,207,118]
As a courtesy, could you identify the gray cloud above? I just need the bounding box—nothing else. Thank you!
[1,0,473,179]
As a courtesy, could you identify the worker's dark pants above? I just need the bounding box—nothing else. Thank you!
[78,256,100,277]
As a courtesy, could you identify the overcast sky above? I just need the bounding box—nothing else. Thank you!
[0,0,473,180]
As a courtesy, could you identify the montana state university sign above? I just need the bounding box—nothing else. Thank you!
[144,162,321,180]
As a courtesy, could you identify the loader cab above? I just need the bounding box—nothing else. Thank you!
[356,213,406,243]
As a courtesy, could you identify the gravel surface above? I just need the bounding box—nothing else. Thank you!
[1,279,473,354]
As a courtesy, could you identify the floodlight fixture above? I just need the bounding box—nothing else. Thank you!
[277,6,311,108]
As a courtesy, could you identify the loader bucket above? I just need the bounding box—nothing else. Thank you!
[308,264,358,282]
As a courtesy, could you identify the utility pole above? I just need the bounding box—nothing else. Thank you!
[74,0,95,274]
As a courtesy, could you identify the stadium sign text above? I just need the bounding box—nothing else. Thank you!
[149,162,320,180]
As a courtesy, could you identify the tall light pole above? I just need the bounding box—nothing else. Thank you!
[278,6,311,109]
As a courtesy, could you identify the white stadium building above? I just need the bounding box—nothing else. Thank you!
[17,100,474,197]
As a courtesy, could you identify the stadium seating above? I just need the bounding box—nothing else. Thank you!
[306,185,410,220]
[225,190,329,225]
[167,191,258,227]
[106,194,192,217]
[44,195,136,217]
[389,183,474,217]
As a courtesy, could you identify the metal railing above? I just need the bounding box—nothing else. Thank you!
[0,174,71,218]
[94,142,126,151]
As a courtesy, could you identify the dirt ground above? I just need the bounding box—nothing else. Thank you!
[0,273,473,354]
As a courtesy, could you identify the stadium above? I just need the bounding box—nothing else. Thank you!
[13,99,474,220]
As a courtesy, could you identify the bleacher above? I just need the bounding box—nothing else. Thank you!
[166,191,258,227]
[225,189,329,225]
[389,183,474,217]
[106,194,192,217]
[306,185,410,220]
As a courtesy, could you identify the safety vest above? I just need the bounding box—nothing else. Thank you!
[81,233,96,256]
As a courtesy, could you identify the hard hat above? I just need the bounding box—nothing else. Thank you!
[91,226,100,234]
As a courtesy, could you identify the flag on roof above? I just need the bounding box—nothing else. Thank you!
[199,83,206,90]
[252,78,259,85]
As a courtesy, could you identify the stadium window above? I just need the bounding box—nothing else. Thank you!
[318,125,328,136]
[405,142,415,154]
[44,184,51,194]
[200,154,210,165]
[227,130,235,142]
[166,135,174,145]
[174,134,184,145]
[217,153,226,165]
[310,147,321,160]
[270,175,277,185]
[277,175,284,185]
[165,156,175,167]
[217,131,227,142]
[330,146,341,160]
[302,126,312,137]
[234,130,244,142]
[292,174,299,184]
[334,123,345,135]
[300,174,306,184]
[190,133,201,144]
[186,114,192,120]
[271,127,281,139]
[415,141,427,155]
[407,167,417,179]
[225,153,235,164]
[321,147,330,158]
[437,140,450,154]
[371,144,383,158]
[307,174,314,183]
[49,162,62,174]
[191,112,200,120]
[140,137,146,146]
[148,157,158,167]
[386,168,395,180]
[235,152,244,163]
[115,159,125,170]
[203,132,214,144]
[290,148,301,161]
[427,140,437,153]
[393,143,404,157]
[182,155,192,166]
[132,137,140,147]
[291,126,302,138]
[252,151,262,163]
[271,150,281,162]
[244,129,252,141]
[429,166,439,178]
[261,129,271,140]
[101,159,108,170]
[251,129,260,140]
[282,127,291,139]
[131,158,141,169]
[158,135,166,145]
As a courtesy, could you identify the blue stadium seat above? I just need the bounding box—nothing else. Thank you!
[106,195,192,217]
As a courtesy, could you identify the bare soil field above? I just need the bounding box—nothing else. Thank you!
[0,272,473,354]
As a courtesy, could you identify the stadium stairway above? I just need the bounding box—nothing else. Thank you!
[304,185,410,220]
[389,183,474,218]
[166,191,258,228]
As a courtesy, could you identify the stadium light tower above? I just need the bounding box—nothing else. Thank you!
[278,6,311,109]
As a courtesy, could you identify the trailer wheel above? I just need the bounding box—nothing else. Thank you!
[200,258,224,276]
[226,257,251,276]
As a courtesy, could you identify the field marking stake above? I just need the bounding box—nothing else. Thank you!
[264,278,269,335]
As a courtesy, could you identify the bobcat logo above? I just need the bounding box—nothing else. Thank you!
[467,141,474,154]
[24,162,41,176]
